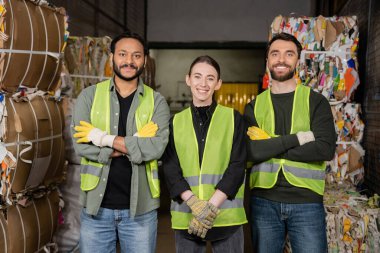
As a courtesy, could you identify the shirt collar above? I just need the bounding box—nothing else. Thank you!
[109,77,145,96]
[191,100,217,117]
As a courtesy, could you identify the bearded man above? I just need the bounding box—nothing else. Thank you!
[244,33,336,253]
[71,31,170,253]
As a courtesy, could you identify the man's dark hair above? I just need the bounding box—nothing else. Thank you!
[188,55,221,79]
[110,31,148,55]
[266,33,302,59]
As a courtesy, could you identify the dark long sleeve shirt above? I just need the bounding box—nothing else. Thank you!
[162,101,246,241]
[244,89,336,203]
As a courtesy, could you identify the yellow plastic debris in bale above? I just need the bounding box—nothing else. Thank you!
[0,0,68,93]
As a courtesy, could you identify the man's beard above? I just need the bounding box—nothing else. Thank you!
[113,61,144,81]
[269,63,296,82]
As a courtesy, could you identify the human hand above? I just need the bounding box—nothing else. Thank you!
[186,195,219,229]
[74,121,115,147]
[247,126,271,140]
[188,217,209,238]
[133,121,158,137]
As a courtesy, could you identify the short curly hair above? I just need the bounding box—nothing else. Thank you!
[110,31,148,55]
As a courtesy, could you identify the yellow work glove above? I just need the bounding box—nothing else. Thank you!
[133,121,158,137]
[73,121,116,147]
[186,195,219,229]
[188,217,208,238]
[247,126,271,140]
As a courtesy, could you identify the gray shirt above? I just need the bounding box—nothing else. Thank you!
[71,78,170,217]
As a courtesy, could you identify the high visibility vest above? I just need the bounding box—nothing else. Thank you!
[80,80,160,198]
[171,105,247,229]
[250,85,326,195]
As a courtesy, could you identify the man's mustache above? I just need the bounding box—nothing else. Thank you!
[119,63,138,69]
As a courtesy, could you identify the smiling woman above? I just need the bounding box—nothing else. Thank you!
[186,57,222,107]
[162,55,247,253]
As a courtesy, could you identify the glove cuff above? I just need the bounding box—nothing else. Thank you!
[186,195,197,206]
[296,131,315,146]
[101,135,116,148]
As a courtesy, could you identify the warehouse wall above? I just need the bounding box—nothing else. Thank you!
[147,0,316,42]
[151,49,265,110]
[50,0,145,38]
[339,0,380,194]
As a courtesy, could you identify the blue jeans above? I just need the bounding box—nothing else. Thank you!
[80,208,157,253]
[250,196,327,253]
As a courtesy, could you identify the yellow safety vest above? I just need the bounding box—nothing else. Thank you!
[250,85,326,195]
[171,105,247,229]
[80,80,160,198]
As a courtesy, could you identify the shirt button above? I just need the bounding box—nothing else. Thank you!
[202,139,204,142]
[114,126,117,129]
[99,194,103,197]
[200,123,202,126]
[103,178,106,182]
[115,113,119,116]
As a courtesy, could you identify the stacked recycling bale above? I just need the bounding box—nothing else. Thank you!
[270,15,378,253]
[0,0,67,252]
[323,187,380,252]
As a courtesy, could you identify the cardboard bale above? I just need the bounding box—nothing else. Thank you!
[3,96,65,194]
[7,190,59,253]
[0,0,66,92]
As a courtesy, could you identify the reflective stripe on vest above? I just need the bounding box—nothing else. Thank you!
[80,80,159,198]
[250,85,326,195]
[171,105,247,229]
